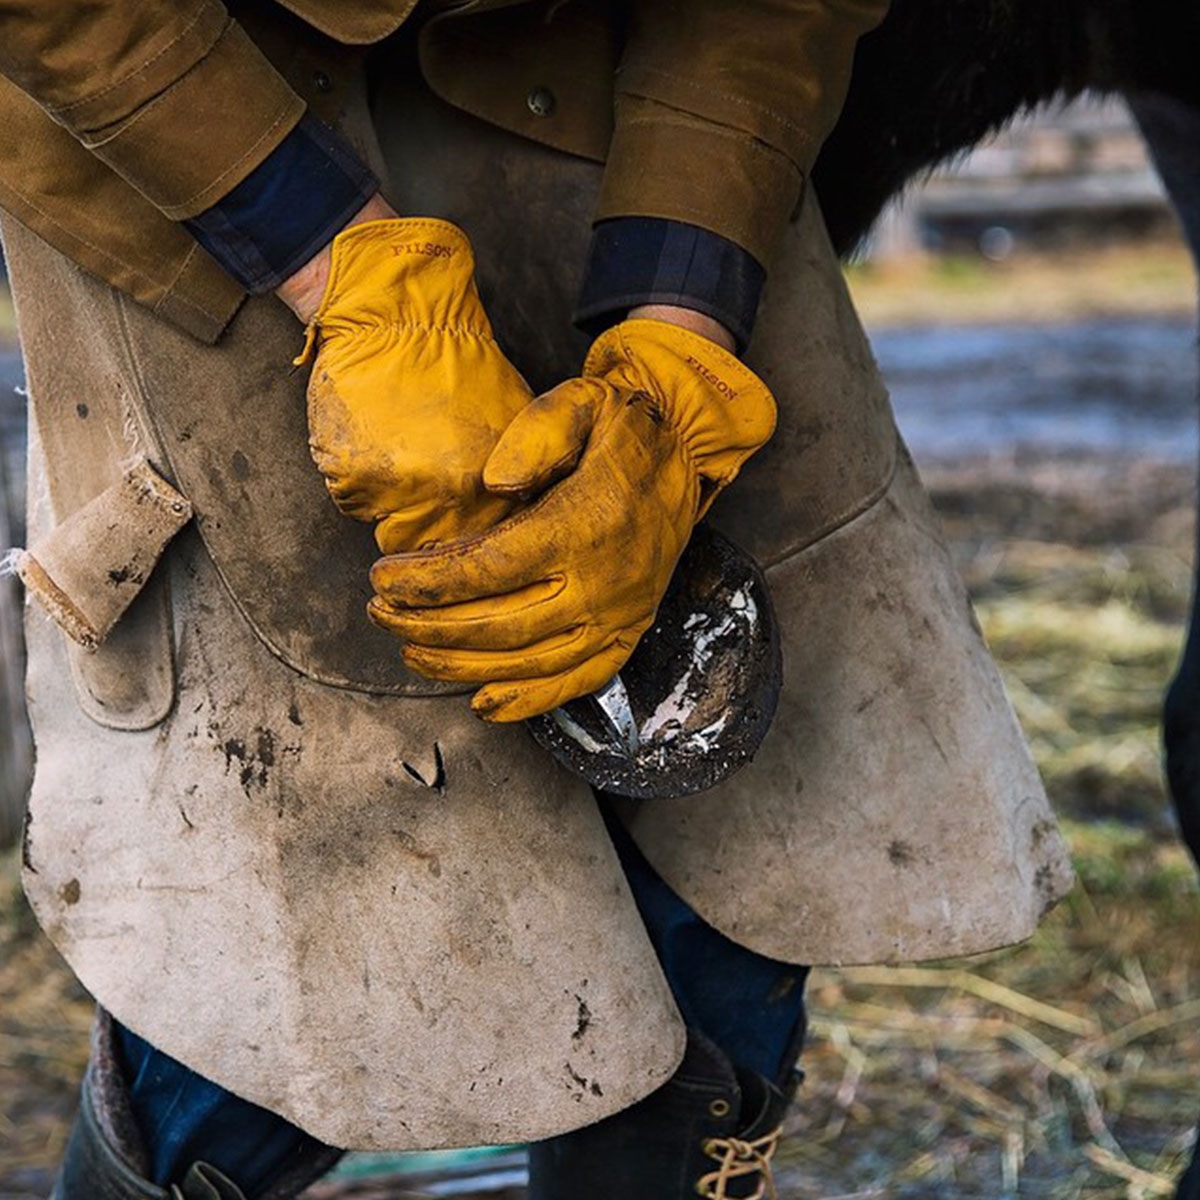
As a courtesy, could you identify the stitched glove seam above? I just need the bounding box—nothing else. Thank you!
[320,320,498,342]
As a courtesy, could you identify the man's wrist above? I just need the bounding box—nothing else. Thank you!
[627,304,737,354]
[275,193,400,324]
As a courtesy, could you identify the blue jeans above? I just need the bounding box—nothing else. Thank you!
[116,800,809,1192]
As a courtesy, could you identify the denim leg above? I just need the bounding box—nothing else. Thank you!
[600,800,811,1086]
[114,1023,325,1193]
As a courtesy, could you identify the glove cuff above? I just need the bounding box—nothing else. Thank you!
[584,319,777,491]
[310,217,492,339]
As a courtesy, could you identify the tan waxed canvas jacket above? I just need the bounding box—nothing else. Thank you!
[0,0,888,343]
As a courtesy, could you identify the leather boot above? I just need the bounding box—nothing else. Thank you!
[52,1013,339,1200]
[528,1030,797,1200]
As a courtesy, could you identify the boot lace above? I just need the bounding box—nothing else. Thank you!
[695,1124,782,1200]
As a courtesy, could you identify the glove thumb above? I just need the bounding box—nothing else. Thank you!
[483,376,607,498]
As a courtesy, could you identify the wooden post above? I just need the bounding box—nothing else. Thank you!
[0,431,32,849]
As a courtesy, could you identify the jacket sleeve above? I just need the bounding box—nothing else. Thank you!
[596,0,890,269]
[0,0,304,220]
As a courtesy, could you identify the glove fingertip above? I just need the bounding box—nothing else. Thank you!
[482,447,578,496]
[482,377,607,496]
[480,458,534,496]
[368,560,397,599]
[471,685,519,722]
[401,644,453,681]
[366,592,388,621]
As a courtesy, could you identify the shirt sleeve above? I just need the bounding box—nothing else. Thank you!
[183,112,379,293]
[575,217,765,352]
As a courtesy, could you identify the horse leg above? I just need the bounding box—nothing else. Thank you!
[1132,91,1200,865]
[1128,90,1200,1200]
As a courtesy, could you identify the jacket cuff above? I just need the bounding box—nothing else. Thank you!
[575,217,765,352]
[595,95,803,270]
[73,14,305,220]
[184,113,379,294]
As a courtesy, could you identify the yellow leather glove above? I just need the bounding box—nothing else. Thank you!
[368,319,777,721]
[299,217,533,553]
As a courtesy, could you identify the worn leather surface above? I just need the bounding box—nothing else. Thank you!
[21,420,685,1148]
[3,205,456,696]
[369,319,780,723]
[60,580,178,732]
[13,60,1070,1147]
[612,195,1075,964]
[51,1011,342,1199]
[17,461,191,650]
[9,202,683,1146]
[1,230,183,731]
[385,66,1071,962]
[302,218,535,554]
[622,443,1075,965]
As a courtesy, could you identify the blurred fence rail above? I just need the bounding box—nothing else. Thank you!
[1,339,31,850]
[869,96,1172,260]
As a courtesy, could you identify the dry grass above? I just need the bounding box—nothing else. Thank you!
[0,858,91,1198]
[936,454,1195,835]
[781,847,1200,1198]
[764,454,1200,1199]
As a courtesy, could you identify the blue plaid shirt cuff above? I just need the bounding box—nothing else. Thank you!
[184,112,379,294]
[575,218,766,352]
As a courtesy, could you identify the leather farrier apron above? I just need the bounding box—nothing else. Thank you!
[7,15,1072,1152]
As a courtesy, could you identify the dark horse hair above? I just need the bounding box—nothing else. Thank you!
[812,0,1200,256]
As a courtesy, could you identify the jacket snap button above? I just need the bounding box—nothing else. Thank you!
[526,86,557,117]
[313,70,332,93]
